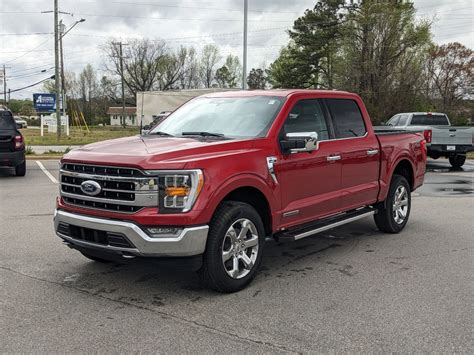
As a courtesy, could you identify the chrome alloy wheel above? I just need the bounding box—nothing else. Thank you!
[393,185,409,224]
[221,218,259,279]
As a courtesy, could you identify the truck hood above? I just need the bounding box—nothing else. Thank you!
[62,135,257,170]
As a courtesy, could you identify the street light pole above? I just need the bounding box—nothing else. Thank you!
[54,0,61,140]
[242,0,248,90]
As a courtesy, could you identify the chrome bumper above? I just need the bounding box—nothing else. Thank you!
[54,209,209,257]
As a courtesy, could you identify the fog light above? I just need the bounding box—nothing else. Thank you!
[146,227,183,238]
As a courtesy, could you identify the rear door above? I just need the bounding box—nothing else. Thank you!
[325,99,380,211]
[0,111,18,153]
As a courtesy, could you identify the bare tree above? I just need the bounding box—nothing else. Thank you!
[179,46,200,89]
[199,44,221,88]
[426,42,474,111]
[104,39,167,99]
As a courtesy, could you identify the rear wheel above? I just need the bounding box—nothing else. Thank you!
[374,175,411,233]
[15,161,26,176]
[449,154,466,169]
[198,201,265,293]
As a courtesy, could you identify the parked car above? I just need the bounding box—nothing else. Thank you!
[0,107,26,176]
[141,111,171,135]
[384,112,474,168]
[54,90,427,292]
[14,116,28,129]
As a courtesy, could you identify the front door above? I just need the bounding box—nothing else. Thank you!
[275,99,342,228]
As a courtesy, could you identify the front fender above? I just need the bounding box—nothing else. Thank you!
[198,173,278,227]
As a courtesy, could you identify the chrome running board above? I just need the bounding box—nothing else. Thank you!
[277,207,375,242]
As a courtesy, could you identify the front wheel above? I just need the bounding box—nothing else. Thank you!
[449,154,466,169]
[374,175,411,233]
[198,201,265,293]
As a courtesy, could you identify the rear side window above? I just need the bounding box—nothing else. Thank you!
[410,114,449,126]
[0,111,17,129]
[326,99,367,138]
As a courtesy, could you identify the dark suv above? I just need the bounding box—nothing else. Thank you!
[0,107,26,176]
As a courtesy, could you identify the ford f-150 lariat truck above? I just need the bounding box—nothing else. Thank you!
[54,90,427,292]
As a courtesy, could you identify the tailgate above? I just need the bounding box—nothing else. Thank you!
[0,129,16,152]
[431,126,473,145]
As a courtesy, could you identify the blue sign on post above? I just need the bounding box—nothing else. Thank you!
[33,93,56,112]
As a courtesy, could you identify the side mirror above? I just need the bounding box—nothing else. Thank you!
[281,132,318,154]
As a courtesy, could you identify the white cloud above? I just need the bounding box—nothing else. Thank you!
[1,0,472,99]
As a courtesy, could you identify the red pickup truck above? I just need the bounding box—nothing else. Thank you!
[54,90,426,292]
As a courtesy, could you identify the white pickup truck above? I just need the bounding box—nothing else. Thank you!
[385,112,474,168]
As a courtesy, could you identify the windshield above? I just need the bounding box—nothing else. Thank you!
[411,114,449,126]
[0,111,17,130]
[150,96,285,138]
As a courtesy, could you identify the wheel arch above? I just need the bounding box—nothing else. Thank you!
[203,174,275,236]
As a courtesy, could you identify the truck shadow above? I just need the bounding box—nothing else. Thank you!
[65,218,382,305]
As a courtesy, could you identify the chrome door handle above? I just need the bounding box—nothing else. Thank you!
[327,155,341,161]
[367,149,379,156]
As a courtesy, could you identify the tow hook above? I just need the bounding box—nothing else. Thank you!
[121,252,136,259]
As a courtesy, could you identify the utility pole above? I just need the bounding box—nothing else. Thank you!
[54,0,61,140]
[242,0,248,90]
[60,20,66,118]
[112,42,127,127]
[2,65,6,104]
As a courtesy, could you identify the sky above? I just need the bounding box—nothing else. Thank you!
[0,0,472,100]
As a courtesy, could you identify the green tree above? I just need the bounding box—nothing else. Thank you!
[247,68,267,90]
[215,65,233,88]
[267,0,345,89]
[267,44,306,88]
[338,0,431,121]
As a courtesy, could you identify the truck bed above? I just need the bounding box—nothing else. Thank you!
[373,127,423,135]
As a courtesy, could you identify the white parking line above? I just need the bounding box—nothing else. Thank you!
[35,161,59,184]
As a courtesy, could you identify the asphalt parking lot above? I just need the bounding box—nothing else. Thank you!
[1,159,473,353]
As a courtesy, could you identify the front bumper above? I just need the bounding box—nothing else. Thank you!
[54,209,209,257]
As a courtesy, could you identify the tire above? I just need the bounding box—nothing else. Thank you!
[449,154,466,169]
[374,175,411,233]
[15,161,26,176]
[198,201,265,293]
[80,251,111,263]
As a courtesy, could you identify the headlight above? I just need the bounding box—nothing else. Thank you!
[156,170,204,213]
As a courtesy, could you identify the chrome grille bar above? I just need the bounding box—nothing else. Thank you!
[59,164,158,213]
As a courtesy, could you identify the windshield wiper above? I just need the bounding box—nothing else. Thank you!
[181,131,225,138]
[147,131,174,137]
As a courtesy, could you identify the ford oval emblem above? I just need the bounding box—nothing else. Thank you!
[80,180,102,196]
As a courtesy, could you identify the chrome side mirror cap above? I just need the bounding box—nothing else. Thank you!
[284,132,318,154]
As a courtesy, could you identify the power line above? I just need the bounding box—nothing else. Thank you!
[2,36,53,64]
[111,1,301,15]
[0,75,54,95]
[0,32,53,36]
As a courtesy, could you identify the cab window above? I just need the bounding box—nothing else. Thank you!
[388,115,400,126]
[283,99,329,140]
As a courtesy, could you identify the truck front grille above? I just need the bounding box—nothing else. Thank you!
[60,163,158,214]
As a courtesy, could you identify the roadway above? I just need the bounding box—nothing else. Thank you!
[0,159,472,353]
